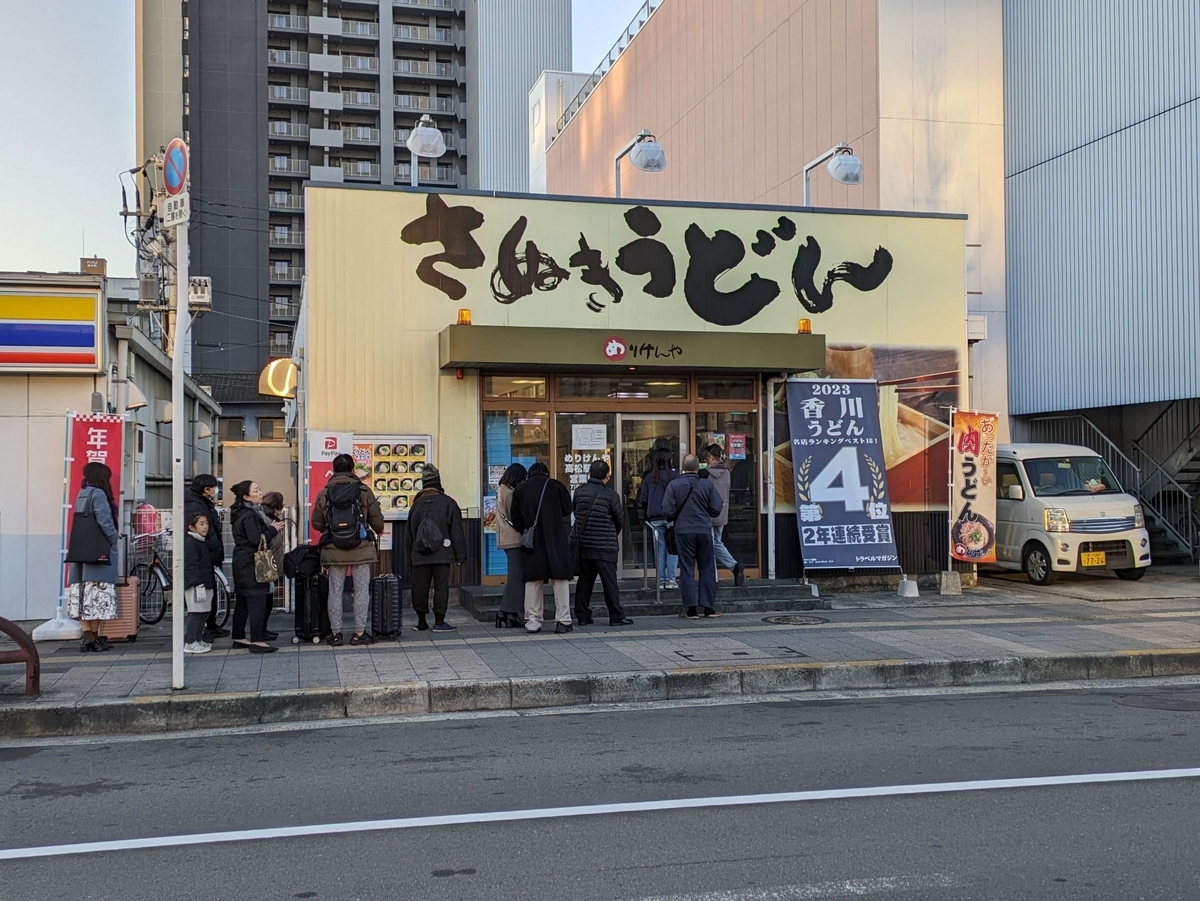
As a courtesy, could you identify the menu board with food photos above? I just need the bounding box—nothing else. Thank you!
[352,434,433,520]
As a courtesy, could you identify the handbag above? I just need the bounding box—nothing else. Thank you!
[568,492,599,576]
[520,481,549,550]
[255,534,279,583]
[664,481,698,557]
[65,490,112,564]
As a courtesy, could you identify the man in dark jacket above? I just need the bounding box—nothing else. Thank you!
[572,459,632,627]
[405,464,466,632]
[662,454,724,619]
[185,473,228,640]
[510,462,574,634]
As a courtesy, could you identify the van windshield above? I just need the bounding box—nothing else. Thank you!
[1023,456,1123,497]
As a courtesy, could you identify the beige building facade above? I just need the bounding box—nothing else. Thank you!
[544,0,1006,433]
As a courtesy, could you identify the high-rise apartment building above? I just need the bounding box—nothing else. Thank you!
[137,0,570,434]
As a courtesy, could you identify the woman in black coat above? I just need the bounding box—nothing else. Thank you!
[572,459,631,627]
[229,480,282,652]
[509,462,574,634]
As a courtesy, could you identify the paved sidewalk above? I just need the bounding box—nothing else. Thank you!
[6,584,1200,706]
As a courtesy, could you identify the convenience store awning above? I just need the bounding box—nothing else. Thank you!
[438,325,825,373]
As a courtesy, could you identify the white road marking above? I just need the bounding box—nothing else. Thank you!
[618,874,960,900]
[1,767,1198,861]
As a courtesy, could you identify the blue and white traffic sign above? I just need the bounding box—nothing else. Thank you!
[164,138,188,196]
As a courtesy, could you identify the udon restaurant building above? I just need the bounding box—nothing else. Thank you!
[299,185,967,583]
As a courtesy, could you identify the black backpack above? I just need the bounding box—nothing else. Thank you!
[413,513,445,555]
[324,481,364,550]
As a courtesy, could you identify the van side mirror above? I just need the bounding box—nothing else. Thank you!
[1006,484,1025,501]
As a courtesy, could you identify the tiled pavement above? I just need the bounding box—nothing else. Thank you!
[5,578,1200,705]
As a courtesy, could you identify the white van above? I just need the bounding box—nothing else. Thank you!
[993,443,1151,585]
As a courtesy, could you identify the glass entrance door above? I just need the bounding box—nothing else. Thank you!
[617,414,689,577]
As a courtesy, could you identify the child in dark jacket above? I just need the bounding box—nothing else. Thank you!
[183,512,217,654]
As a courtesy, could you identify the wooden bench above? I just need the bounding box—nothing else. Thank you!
[0,617,40,697]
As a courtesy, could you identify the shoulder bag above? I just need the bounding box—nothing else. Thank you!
[520,481,550,550]
[65,489,112,565]
[255,534,279,583]
[664,481,698,557]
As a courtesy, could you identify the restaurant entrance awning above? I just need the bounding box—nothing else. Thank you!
[438,325,825,373]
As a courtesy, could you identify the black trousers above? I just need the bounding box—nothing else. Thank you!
[410,564,450,620]
[232,592,268,642]
[575,557,623,621]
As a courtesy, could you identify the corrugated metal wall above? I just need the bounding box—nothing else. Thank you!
[467,0,572,193]
[1004,0,1200,415]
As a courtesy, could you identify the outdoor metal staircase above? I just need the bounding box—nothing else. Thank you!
[1027,414,1197,563]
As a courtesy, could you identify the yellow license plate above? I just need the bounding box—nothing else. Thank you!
[1081,551,1106,567]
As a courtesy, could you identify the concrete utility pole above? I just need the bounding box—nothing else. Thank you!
[171,219,188,690]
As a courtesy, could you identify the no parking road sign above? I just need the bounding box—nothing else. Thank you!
[161,138,190,228]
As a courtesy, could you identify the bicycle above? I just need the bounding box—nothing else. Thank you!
[132,549,171,625]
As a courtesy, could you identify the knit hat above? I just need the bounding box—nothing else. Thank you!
[420,463,442,491]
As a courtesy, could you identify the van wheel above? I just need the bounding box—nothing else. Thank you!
[1115,567,1146,581]
[1022,543,1057,586]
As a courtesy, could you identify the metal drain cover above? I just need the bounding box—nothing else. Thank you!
[761,615,829,626]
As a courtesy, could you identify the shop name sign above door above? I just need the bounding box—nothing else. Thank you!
[364,190,965,339]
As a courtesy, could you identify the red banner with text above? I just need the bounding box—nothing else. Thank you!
[950,410,998,564]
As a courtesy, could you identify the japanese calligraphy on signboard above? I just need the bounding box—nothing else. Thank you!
[785,380,898,569]
[950,410,998,564]
[66,412,125,559]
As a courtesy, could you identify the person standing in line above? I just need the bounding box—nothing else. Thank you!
[230,480,285,652]
[185,473,229,641]
[636,448,679,589]
[662,454,724,620]
[260,491,289,640]
[572,459,632,627]
[67,462,120,653]
[405,464,466,632]
[312,454,386,646]
[702,444,745,587]
[182,512,215,655]
[494,463,528,628]
[510,462,574,634]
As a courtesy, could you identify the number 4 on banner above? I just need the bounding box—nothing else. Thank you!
[810,447,871,512]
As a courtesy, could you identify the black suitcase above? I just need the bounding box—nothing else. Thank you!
[370,573,402,639]
[293,572,332,644]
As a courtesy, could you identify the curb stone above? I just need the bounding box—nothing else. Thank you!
[2,649,1198,739]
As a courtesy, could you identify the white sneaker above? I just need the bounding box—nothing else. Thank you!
[183,642,212,655]
[665,580,679,590]
[199,641,213,652]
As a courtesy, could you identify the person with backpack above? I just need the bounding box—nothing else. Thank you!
[311,454,385,646]
[572,459,632,627]
[405,464,466,632]
[662,454,724,620]
[185,473,228,641]
[183,511,215,655]
[510,462,574,634]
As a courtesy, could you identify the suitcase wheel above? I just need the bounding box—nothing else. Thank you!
[312,636,321,644]
[127,635,137,643]
[291,636,301,645]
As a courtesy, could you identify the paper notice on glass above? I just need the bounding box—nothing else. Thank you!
[572,424,607,451]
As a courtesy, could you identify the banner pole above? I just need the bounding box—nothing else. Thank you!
[34,412,83,641]
[947,406,957,574]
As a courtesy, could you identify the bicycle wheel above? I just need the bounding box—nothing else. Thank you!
[133,563,167,624]
[214,580,232,629]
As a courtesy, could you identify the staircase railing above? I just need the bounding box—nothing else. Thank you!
[1132,446,1196,560]
[1132,398,1200,483]
[1028,414,1195,560]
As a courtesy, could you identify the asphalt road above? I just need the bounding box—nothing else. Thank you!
[2,683,1200,900]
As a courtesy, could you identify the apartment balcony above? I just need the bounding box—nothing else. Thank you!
[396,127,457,151]
[341,160,381,180]
[342,19,381,39]
[269,85,309,104]
[268,14,308,32]
[393,59,456,81]
[268,121,310,140]
[269,230,305,248]
[269,302,301,320]
[393,24,453,44]
[268,49,309,67]
[395,162,458,185]
[395,0,459,10]
[269,266,304,284]
[268,194,305,211]
[394,94,460,117]
[344,125,381,144]
[342,54,380,73]
[268,334,294,358]
[343,90,380,109]
[268,158,310,176]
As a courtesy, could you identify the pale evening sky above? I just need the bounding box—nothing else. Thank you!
[0,0,651,278]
